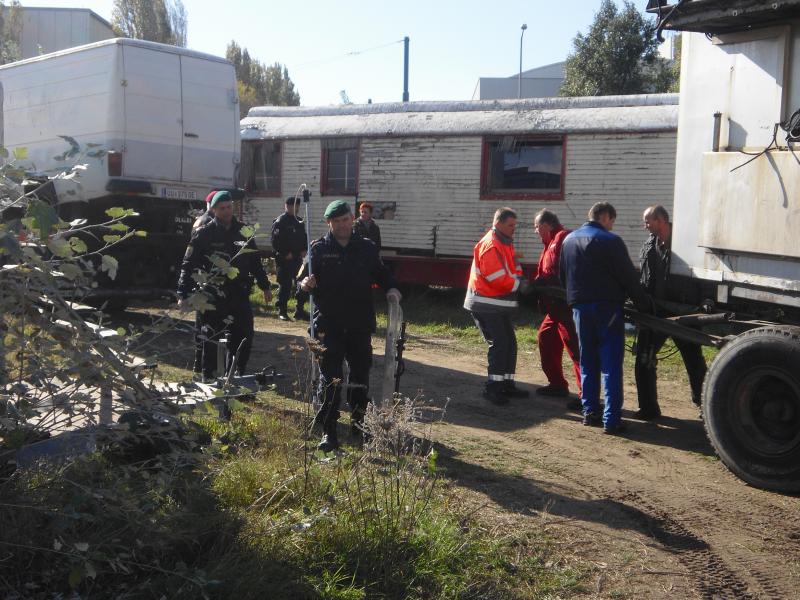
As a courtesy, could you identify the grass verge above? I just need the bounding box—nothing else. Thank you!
[0,389,582,599]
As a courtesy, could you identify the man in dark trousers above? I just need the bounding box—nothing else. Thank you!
[271,196,309,321]
[190,190,217,375]
[299,199,401,452]
[635,204,707,419]
[353,201,382,249]
[560,202,649,434]
[177,191,272,379]
[531,209,581,400]
[464,207,529,405]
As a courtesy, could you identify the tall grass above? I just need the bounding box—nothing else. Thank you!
[0,393,580,598]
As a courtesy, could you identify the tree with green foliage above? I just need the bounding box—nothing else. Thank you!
[227,41,300,118]
[560,0,676,97]
[0,0,22,65]
[111,0,187,47]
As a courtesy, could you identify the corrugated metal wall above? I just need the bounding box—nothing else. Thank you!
[242,131,677,265]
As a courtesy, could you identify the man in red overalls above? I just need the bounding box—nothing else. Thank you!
[532,209,581,400]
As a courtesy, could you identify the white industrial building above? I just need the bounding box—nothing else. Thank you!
[13,7,114,59]
[472,62,566,101]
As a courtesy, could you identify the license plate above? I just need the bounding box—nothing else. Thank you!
[161,187,197,201]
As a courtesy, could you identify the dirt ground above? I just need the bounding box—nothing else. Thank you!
[163,312,800,599]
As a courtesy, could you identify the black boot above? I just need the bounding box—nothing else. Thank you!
[483,381,509,405]
[350,405,366,437]
[318,423,340,452]
[293,307,310,321]
[503,381,530,398]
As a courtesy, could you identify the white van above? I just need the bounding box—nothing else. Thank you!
[0,38,241,300]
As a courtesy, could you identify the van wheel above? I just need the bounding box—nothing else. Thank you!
[703,326,800,493]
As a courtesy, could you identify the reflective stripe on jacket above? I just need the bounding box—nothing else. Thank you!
[463,228,521,313]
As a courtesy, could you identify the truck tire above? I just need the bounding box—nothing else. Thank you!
[703,326,800,493]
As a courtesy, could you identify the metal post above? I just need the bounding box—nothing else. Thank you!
[518,24,527,99]
[712,112,722,152]
[403,36,410,102]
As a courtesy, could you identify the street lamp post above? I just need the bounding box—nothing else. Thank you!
[518,23,527,99]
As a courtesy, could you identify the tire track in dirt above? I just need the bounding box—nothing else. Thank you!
[441,408,795,600]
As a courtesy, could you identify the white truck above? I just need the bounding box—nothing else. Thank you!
[0,38,241,301]
[645,0,800,492]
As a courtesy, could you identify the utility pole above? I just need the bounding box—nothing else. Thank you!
[403,36,410,102]
[518,24,527,99]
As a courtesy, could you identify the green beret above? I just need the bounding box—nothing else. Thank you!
[324,199,351,219]
[209,190,232,208]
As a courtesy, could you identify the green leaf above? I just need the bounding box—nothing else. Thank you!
[0,231,22,258]
[210,255,230,269]
[105,207,126,219]
[134,230,148,237]
[68,566,83,588]
[226,267,240,280]
[26,199,59,239]
[47,237,74,258]
[100,255,118,280]
[240,225,254,238]
[109,223,129,232]
[69,237,88,254]
[58,135,81,157]
[0,146,8,158]
[58,263,84,281]
[228,398,245,412]
[116,327,126,336]
[102,235,122,244]
[74,542,89,552]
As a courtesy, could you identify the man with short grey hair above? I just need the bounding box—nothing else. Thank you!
[635,204,706,419]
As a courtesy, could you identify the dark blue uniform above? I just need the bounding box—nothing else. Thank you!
[178,217,270,378]
[271,211,308,317]
[300,232,397,434]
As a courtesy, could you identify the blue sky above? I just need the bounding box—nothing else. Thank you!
[21,0,656,105]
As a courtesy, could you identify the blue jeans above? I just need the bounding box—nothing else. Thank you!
[572,302,625,428]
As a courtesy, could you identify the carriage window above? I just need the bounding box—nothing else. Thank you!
[481,137,565,200]
[246,141,282,196]
[321,139,359,196]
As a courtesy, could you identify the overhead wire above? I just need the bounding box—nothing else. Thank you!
[293,38,405,71]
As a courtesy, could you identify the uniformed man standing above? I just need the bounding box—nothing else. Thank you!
[271,196,309,321]
[190,190,217,375]
[177,191,272,379]
[353,201,382,250]
[299,199,401,452]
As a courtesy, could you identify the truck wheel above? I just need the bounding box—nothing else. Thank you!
[703,326,800,493]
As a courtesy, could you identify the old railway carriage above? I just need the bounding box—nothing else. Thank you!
[239,95,678,285]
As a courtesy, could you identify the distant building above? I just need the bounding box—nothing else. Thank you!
[472,61,566,100]
[15,7,114,59]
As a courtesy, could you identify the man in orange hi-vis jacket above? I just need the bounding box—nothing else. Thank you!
[464,207,530,405]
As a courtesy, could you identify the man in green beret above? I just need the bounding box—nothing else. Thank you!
[299,199,401,452]
[177,191,272,379]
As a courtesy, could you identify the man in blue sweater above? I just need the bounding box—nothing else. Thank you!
[560,202,650,434]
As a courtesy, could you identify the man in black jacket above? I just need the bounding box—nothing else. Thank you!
[299,199,401,452]
[271,197,309,321]
[635,205,707,419]
[177,191,272,379]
